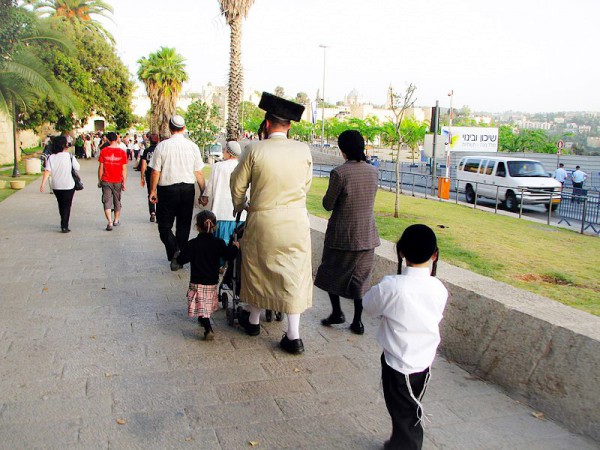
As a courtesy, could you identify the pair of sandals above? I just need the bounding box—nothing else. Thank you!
[321,313,364,335]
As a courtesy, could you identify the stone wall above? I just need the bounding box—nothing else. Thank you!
[309,215,600,442]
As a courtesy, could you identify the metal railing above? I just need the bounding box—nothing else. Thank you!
[557,190,600,234]
[312,164,599,234]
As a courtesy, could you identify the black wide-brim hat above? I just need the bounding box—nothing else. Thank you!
[259,92,305,122]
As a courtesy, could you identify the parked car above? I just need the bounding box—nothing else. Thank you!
[457,156,562,212]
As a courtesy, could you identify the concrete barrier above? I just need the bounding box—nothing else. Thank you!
[310,215,600,442]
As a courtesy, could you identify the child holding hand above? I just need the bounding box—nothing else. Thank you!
[177,210,239,340]
[363,224,448,450]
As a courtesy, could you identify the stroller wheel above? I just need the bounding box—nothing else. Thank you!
[220,292,228,309]
[265,310,273,322]
[226,307,235,326]
[275,312,283,321]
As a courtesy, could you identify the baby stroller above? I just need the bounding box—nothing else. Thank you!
[219,219,244,326]
[218,217,283,325]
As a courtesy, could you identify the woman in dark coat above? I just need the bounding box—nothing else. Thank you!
[314,130,380,334]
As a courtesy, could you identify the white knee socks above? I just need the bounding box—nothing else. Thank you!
[286,313,300,340]
[249,305,262,325]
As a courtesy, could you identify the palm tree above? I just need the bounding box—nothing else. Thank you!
[0,5,76,175]
[218,0,255,141]
[137,47,188,138]
[23,0,115,42]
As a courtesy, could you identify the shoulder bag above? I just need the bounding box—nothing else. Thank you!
[70,154,84,190]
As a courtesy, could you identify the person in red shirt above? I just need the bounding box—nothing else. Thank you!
[98,132,128,231]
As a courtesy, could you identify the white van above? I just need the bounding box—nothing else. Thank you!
[457,156,561,211]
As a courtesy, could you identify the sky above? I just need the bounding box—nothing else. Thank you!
[103,0,600,113]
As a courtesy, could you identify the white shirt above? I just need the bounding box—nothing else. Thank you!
[46,152,80,190]
[149,133,204,186]
[204,159,247,222]
[363,267,448,374]
[554,167,567,183]
[572,169,587,184]
[119,142,127,152]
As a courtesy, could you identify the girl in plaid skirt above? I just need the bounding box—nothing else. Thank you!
[177,210,239,340]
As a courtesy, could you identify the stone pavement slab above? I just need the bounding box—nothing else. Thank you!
[0,159,597,449]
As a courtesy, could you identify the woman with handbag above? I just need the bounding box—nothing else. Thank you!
[39,135,81,233]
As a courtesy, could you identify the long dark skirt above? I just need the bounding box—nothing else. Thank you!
[314,247,375,299]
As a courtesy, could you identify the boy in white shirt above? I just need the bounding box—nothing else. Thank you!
[363,224,448,450]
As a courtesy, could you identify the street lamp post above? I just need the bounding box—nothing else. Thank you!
[445,89,454,178]
[319,44,328,150]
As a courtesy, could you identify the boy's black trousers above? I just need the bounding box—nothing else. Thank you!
[381,353,429,450]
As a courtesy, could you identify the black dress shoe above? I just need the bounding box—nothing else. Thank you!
[170,250,182,271]
[238,310,260,336]
[280,333,304,354]
[349,321,364,335]
[321,313,345,326]
[61,228,71,233]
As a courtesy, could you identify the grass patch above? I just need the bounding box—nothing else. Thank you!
[22,145,42,155]
[307,177,600,316]
[0,160,42,202]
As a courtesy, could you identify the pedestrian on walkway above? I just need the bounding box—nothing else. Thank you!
[230,92,312,355]
[363,224,448,450]
[200,141,247,245]
[176,210,239,340]
[149,115,205,271]
[140,133,159,222]
[315,130,380,336]
[39,135,80,233]
[98,132,128,231]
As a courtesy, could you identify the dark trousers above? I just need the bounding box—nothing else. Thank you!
[53,188,75,230]
[157,183,195,260]
[381,354,429,450]
[145,171,156,216]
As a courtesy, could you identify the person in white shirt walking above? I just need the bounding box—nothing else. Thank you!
[363,224,448,450]
[200,141,247,243]
[39,135,81,233]
[149,115,205,271]
[554,163,567,186]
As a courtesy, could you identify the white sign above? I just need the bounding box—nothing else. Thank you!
[441,126,498,152]
[423,134,447,158]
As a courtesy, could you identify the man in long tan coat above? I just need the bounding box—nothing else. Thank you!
[230,92,312,354]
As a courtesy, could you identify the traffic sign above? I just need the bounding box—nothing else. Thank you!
[557,140,564,149]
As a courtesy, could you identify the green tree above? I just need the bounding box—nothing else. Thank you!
[400,117,427,164]
[185,99,220,159]
[388,83,417,218]
[498,125,519,152]
[515,129,556,153]
[19,0,133,131]
[218,0,255,141]
[274,86,285,98]
[294,92,308,104]
[348,116,381,146]
[24,0,115,42]
[0,3,76,173]
[138,47,188,137]
[239,100,262,135]
[290,120,313,142]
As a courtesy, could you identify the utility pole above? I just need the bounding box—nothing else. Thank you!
[319,44,328,149]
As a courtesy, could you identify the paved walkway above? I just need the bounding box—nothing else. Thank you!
[0,159,597,449]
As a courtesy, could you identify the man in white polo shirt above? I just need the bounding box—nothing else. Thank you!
[149,115,205,270]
